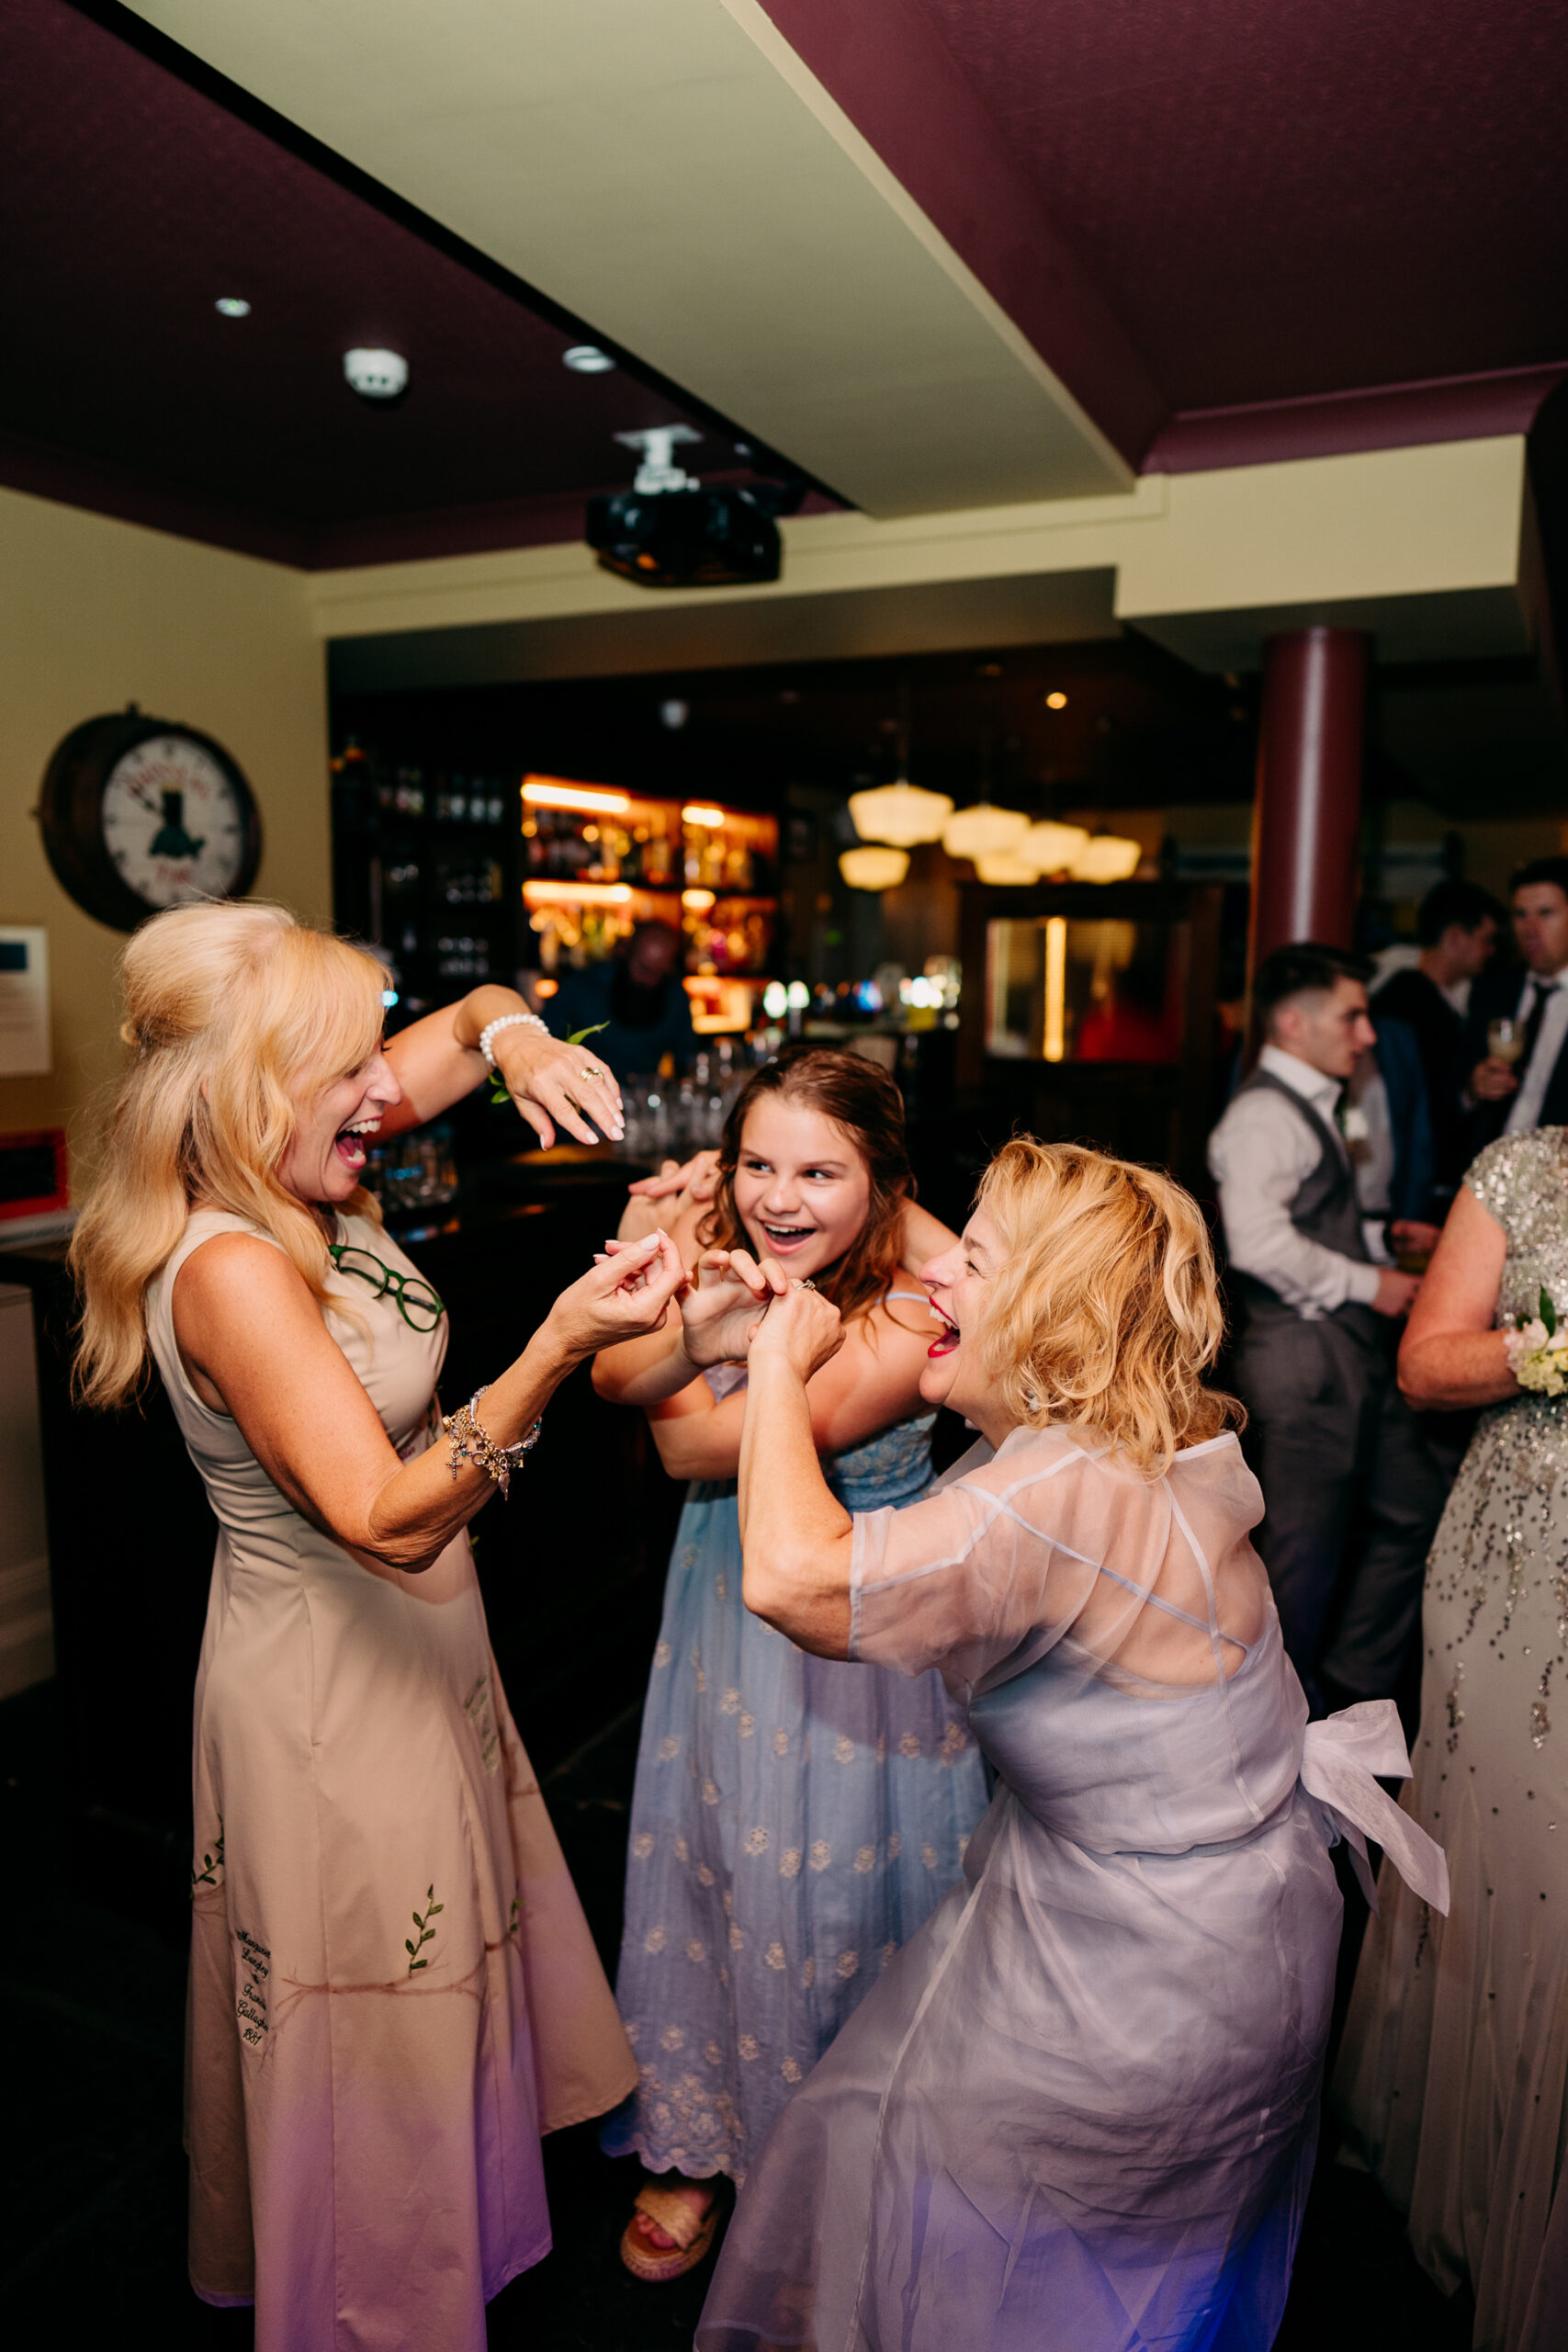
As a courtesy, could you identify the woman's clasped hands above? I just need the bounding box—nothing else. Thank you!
[592,1235,846,1374]
[742,1275,846,1382]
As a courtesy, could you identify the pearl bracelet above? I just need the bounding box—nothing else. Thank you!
[478,1010,549,1069]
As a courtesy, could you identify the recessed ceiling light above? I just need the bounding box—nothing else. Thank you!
[563,344,615,374]
[1044,691,1068,709]
[215,297,251,318]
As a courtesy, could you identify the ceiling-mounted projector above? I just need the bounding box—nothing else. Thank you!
[586,427,804,589]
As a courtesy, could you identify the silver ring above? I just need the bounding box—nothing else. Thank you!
[792,1277,817,1292]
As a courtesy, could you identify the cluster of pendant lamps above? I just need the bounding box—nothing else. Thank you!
[839,778,1142,892]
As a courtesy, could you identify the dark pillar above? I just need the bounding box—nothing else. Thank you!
[1247,627,1370,978]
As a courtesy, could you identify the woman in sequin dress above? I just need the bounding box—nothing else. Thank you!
[1335,1127,1568,2352]
[592,1050,988,2277]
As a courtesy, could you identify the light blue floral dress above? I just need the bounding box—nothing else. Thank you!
[604,1347,988,2183]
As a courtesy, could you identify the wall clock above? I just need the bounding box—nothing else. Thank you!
[38,707,263,931]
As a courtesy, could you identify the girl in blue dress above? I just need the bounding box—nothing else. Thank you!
[593,1048,988,2279]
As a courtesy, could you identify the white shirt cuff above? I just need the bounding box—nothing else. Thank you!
[1345,1261,1384,1306]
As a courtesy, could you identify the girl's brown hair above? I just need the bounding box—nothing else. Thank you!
[975,1138,1243,1476]
[698,1046,913,1327]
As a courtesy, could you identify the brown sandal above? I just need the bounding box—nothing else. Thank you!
[619,2181,723,2283]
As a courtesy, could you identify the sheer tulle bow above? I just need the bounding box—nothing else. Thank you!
[1300,1701,1450,1915]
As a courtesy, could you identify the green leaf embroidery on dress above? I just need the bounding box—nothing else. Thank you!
[191,1822,225,1894]
[490,1023,611,1105]
[406,1883,444,1974]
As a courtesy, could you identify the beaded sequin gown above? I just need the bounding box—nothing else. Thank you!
[1336,1130,1568,2352]
[604,1356,988,2184]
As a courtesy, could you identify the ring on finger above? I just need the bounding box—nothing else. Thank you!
[792,1277,817,1292]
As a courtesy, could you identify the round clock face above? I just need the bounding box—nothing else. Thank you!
[100,733,249,909]
[39,710,263,931]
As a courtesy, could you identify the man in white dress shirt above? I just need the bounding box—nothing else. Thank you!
[1209,944,1449,1713]
[1459,857,1568,1159]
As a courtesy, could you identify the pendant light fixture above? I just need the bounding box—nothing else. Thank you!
[840,844,910,891]
[849,670,953,847]
[942,802,1030,861]
[1020,820,1090,876]
[975,849,1043,885]
[1071,834,1143,883]
[849,780,953,847]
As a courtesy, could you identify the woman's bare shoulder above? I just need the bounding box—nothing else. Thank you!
[172,1227,308,1319]
[862,1270,935,1345]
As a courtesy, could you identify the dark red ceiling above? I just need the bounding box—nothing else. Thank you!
[6,0,1568,569]
[908,0,1568,413]
[0,0,764,564]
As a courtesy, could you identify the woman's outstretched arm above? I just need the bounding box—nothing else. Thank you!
[739,1285,857,1658]
[173,1228,685,1574]
[381,984,624,1148]
[1398,1183,1516,1410]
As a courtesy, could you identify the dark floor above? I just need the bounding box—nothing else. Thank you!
[3,1679,1472,2352]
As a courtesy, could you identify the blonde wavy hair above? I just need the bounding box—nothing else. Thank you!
[70,901,386,1410]
[974,1138,1241,1476]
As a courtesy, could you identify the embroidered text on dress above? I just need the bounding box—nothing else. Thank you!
[235,1928,270,2048]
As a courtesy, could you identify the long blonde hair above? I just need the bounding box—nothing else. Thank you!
[975,1139,1241,1476]
[70,901,386,1409]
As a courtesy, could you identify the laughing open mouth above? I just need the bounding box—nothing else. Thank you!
[334,1116,381,1170]
[928,1304,960,1359]
[759,1222,816,1253]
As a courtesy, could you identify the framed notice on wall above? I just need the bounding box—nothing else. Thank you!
[0,928,51,1077]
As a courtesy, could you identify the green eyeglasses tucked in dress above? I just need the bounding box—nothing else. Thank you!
[328,1243,446,1333]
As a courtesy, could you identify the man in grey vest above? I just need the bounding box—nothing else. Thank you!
[1209,942,1450,1713]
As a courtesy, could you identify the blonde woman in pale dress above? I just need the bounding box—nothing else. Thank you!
[69,901,690,2352]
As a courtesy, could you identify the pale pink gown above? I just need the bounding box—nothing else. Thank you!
[146,1208,635,2352]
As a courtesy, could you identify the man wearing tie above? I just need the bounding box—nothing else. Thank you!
[1209,944,1449,1713]
[1461,857,1568,1150]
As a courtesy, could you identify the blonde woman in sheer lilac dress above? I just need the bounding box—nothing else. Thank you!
[697,1140,1449,2352]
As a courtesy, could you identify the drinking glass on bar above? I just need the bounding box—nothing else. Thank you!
[1488,1017,1525,1067]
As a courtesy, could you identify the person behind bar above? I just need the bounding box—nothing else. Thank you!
[592,1047,987,2282]
[68,901,690,2352]
[1208,942,1450,1713]
[546,917,695,1082]
[693,1139,1447,2352]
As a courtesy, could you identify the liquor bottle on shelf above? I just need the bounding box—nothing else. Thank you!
[643,813,674,888]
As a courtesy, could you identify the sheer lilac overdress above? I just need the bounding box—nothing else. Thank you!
[697,1426,1448,2352]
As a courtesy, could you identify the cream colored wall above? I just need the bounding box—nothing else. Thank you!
[0,487,329,1182]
